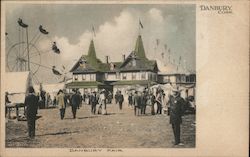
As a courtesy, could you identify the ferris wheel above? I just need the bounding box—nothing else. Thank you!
[5,18,69,84]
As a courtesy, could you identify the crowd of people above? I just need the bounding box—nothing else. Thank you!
[122,88,169,116]
[8,85,191,146]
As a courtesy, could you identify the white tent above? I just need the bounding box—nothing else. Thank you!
[5,71,32,104]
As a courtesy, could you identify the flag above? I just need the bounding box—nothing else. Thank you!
[139,19,143,29]
[161,52,164,58]
[179,56,182,64]
[156,39,160,46]
[164,44,167,50]
[92,26,96,37]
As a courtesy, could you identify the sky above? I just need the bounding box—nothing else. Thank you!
[5,3,196,83]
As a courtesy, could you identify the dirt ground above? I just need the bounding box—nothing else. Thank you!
[6,103,195,148]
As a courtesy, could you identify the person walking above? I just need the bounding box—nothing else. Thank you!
[90,91,98,114]
[141,91,147,115]
[57,90,67,120]
[150,92,156,115]
[71,89,81,119]
[24,86,39,139]
[156,90,163,114]
[114,91,119,104]
[128,93,133,108]
[168,88,186,146]
[99,89,107,115]
[133,91,141,116]
[117,91,124,110]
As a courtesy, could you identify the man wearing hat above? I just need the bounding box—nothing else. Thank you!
[24,86,39,139]
[133,91,141,116]
[5,92,11,117]
[168,87,186,146]
[71,89,81,119]
[117,91,124,110]
[90,91,98,114]
[99,89,107,115]
[57,89,67,120]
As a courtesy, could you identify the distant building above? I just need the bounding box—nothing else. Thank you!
[66,34,195,96]
[109,35,159,94]
[66,40,110,93]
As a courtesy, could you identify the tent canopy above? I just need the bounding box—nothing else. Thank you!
[5,71,32,104]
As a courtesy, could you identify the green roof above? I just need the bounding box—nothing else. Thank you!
[70,40,107,72]
[87,40,97,59]
[111,80,157,86]
[66,81,104,88]
[70,35,158,73]
[134,35,146,59]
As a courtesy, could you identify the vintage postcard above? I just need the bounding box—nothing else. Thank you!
[0,1,249,157]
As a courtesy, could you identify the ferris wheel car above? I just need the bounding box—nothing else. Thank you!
[52,42,60,54]
[17,18,28,28]
[39,25,49,34]
[52,66,62,75]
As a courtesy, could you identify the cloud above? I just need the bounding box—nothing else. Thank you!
[31,7,194,83]
[49,8,169,66]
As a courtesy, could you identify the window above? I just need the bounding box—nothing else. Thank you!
[82,74,86,81]
[122,73,127,80]
[190,76,195,82]
[149,73,152,81]
[132,59,136,67]
[141,72,146,80]
[182,76,185,82]
[90,74,95,81]
[132,72,136,80]
[152,74,156,81]
[105,73,108,79]
[116,72,120,79]
[164,76,170,82]
[74,75,78,81]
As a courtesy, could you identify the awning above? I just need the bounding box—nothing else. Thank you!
[66,81,105,89]
[111,80,157,86]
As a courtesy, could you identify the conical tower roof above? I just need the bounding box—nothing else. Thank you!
[87,40,97,60]
[134,35,146,59]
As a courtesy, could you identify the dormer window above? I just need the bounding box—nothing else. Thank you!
[131,52,137,67]
[79,58,87,68]
[110,63,115,71]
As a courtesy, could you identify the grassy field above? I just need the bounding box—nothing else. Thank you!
[6,103,195,148]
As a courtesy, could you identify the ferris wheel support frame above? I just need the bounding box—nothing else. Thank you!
[25,27,30,71]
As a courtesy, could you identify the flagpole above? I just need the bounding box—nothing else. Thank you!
[92,25,94,40]
[138,19,140,35]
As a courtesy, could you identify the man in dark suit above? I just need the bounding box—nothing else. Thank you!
[133,91,141,116]
[71,89,81,119]
[117,91,124,110]
[169,88,186,146]
[24,86,39,139]
[141,91,147,115]
[5,92,11,117]
[90,91,98,114]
